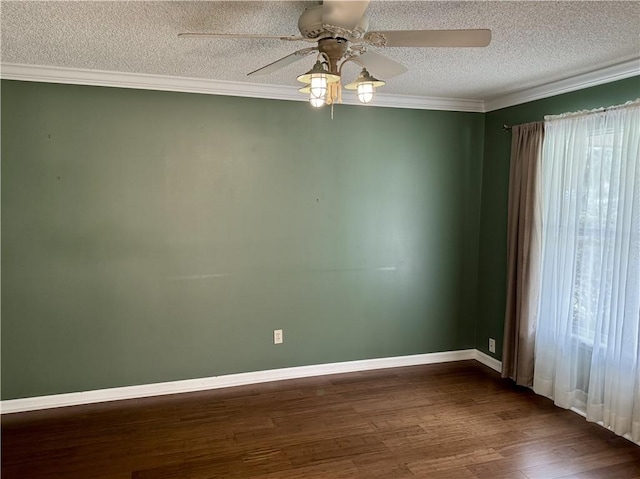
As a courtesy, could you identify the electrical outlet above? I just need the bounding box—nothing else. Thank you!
[274,329,283,344]
[489,338,496,354]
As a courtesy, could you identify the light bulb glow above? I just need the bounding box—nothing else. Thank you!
[345,68,384,105]
[309,74,328,98]
[357,82,374,103]
[309,95,326,108]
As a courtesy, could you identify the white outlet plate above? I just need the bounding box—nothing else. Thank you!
[274,329,283,344]
[488,338,496,353]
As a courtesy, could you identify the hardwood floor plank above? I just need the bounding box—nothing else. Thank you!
[521,448,640,478]
[406,447,503,474]
[465,450,562,478]
[249,459,359,479]
[414,467,482,479]
[284,431,389,467]
[555,460,640,479]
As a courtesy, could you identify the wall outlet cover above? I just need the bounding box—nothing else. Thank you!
[274,329,283,344]
[488,338,496,354]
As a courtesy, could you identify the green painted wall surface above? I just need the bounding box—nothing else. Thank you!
[1,80,484,399]
[475,76,640,358]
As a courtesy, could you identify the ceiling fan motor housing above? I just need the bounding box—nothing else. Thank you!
[298,4,369,39]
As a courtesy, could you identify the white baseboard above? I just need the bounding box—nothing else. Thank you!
[474,349,503,373]
[0,349,500,414]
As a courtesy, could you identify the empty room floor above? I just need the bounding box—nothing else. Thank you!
[2,360,639,478]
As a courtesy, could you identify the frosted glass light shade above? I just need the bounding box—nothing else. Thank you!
[299,85,326,107]
[309,96,326,108]
[310,74,328,98]
[357,82,374,103]
[344,68,385,105]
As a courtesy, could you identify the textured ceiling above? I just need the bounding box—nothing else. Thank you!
[2,1,639,101]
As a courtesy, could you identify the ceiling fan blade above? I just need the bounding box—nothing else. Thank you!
[248,48,318,76]
[322,0,370,31]
[178,33,305,42]
[364,29,492,48]
[357,51,407,79]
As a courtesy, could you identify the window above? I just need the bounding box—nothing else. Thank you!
[571,127,617,345]
[533,100,640,444]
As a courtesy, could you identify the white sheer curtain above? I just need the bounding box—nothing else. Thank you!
[533,100,640,444]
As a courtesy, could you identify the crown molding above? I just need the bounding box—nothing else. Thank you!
[0,63,302,103]
[3,60,638,114]
[365,91,484,112]
[0,63,485,113]
[484,58,640,112]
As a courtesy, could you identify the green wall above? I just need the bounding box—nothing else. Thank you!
[5,75,635,400]
[1,80,484,400]
[475,76,640,358]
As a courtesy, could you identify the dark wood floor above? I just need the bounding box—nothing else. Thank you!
[2,361,639,479]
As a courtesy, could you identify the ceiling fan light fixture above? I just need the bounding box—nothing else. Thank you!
[181,1,493,111]
[310,74,328,98]
[296,60,341,85]
[309,96,326,108]
[344,68,385,104]
[357,82,374,103]
[299,85,326,108]
[297,60,340,107]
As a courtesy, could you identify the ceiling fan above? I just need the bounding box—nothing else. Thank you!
[179,0,491,108]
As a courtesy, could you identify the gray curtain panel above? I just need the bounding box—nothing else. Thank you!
[502,121,544,387]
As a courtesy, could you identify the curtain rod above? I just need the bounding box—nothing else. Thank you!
[503,120,543,131]
[503,100,638,132]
